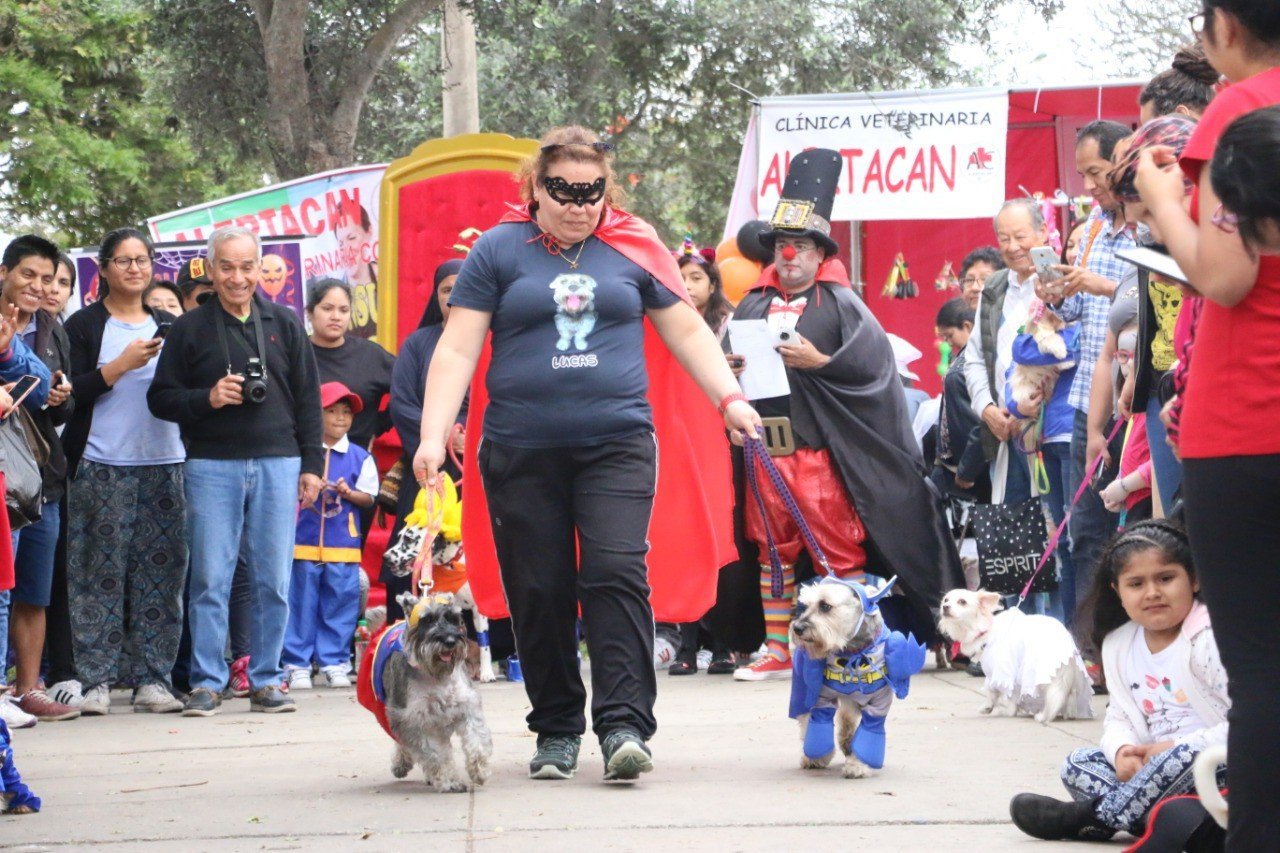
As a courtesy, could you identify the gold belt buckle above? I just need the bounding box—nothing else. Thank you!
[759,417,796,457]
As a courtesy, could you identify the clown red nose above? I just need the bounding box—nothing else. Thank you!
[780,245,797,261]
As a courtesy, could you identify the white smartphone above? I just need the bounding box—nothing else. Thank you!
[1029,246,1063,283]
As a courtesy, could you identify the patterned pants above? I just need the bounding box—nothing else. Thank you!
[1061,744,1227,832]
[68,461,188,690]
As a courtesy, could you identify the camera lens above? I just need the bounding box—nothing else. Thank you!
[247,382,268,404]
[779,331,791,341]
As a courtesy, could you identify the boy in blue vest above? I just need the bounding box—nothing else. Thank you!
[283,382,377,689]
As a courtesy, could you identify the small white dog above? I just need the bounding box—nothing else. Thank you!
[938,589,1093,724]
[1009,299,1071,416]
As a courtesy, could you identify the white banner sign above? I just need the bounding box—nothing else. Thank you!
[757,89,1008,221]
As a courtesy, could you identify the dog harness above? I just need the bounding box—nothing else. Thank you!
[356,622,408,740]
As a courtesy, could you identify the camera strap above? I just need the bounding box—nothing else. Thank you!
[215,300,267,375]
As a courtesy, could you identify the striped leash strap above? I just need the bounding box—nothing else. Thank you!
[743,437,832,597]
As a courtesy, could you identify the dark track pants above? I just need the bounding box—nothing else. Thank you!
[1182,453,1280,852]
[480,433,658,742]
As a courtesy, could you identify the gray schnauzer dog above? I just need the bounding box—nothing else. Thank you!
[382,592,492,792]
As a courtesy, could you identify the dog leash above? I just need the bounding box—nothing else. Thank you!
[1016,418,1125,606]
[411,484,444,594]
[744,437,831,597]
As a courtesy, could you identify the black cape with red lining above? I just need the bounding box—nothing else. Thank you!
[731,263,962,634]
[460,203,736,623]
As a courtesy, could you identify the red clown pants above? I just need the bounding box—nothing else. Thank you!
[744,447,867,574]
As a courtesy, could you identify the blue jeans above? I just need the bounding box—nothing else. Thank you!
[1040,442,1076,626]
[1145,396,1182,511]
[1,532,19,684]
[1068,409,1117,625]
[185,456,301,693]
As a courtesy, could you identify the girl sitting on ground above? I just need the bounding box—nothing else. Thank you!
[1008,520,1227,850]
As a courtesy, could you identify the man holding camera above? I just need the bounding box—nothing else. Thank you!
[150,226,323,716]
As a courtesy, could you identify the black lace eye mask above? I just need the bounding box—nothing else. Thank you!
[543,176,606,207]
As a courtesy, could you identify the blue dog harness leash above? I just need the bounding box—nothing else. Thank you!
[744,436,832,597]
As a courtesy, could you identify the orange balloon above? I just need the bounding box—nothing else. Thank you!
[718,256,761,305]
[715,236,744,264]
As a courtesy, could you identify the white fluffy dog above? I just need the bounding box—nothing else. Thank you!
[1009,299,1070,416]
[938,590,1093,724]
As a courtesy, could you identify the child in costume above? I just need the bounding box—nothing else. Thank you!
[788,577,926,771]
[283,382,377,690]
[1009,521,1227,848]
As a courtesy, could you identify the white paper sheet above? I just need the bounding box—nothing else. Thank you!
[727,319,790,400]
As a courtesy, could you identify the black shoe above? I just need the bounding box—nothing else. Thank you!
[181,688,222,717]
[966,659,984,678]
[706,657,736,675]
[529,733,581,780]
[249,685,296,713]
[1009,794,1116,841]
[601,730,653,781]
[668,660,696,676]
[1128,795,1225,853]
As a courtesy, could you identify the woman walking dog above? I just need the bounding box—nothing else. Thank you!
[414,126,759,782]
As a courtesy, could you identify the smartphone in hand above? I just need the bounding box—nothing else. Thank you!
[3,374,41,419]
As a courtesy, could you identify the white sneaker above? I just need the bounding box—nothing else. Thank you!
[133,682,183,714]
[0,695,37,729]
[48,679,84,709]
[320,666,352,688]
[285,667,313,691]
[81,684,111,716]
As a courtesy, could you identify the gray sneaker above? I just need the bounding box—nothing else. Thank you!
[249,685,297,713]
[182,688,222,717]
[601,730,653,781]
[529,733,581,780]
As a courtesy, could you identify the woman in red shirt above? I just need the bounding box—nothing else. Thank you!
[1135,4,1280,848]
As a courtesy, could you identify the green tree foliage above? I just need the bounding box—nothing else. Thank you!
[0,0,251,245]
[2,0,1063,247]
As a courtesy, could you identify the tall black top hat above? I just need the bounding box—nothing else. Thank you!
[763,148,842,257]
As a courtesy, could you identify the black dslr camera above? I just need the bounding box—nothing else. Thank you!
[242,357,268,404]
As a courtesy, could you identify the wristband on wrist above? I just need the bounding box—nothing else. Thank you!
[718,392,748,414]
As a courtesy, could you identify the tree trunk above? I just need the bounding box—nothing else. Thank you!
[249,0,441,177]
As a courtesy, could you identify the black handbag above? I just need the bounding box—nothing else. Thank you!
[970,497,1056,595]
[0,410,44,530]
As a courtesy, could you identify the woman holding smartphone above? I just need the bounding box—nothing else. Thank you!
[63,228,188,716]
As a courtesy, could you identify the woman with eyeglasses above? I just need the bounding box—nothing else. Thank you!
[414,125,759,783]
[62,228,187,717]
[1135,3,1280,847]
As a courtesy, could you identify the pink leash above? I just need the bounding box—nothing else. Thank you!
[1016,419,1125,605]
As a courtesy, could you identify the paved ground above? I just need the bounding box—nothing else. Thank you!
[2,661,1118,851]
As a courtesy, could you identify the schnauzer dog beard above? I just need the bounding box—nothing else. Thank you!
[383,593,493,792]
[791,582,883,660]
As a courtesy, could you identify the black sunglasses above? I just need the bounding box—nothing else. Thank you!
[541,141,616,154]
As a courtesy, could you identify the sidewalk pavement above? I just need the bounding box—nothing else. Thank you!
[3,661,1111,851]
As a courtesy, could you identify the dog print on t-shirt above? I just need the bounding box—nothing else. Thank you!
[550,273,598,352]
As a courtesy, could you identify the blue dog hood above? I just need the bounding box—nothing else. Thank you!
[815,574,898,615]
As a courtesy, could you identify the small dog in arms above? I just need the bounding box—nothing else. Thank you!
[356,593,492,792]
[788,576,926,778]
[938,589,1093,724]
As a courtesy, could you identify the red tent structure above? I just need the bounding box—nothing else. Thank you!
[728,81,1143,394]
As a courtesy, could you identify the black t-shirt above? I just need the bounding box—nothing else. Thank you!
[311,335,395,448]
[449,221,681,448]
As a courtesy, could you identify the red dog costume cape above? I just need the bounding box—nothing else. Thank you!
[460,203,736,623]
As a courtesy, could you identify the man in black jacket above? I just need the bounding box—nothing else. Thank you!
[149,226,323,717]
[0,234,77,723]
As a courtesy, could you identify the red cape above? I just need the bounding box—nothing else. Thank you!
[461,204,736,622]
